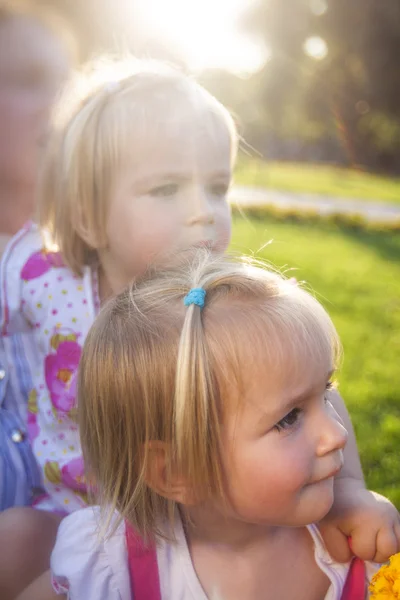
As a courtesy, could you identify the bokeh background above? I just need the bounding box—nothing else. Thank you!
[27,0,400,504]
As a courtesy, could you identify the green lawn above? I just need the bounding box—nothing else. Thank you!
[235,158,400,204]
[231,215,400,506]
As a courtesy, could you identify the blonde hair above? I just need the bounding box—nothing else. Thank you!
[38,57,238,276]
[79,251,341,540]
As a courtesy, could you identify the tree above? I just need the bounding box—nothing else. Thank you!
[241,0,400,171]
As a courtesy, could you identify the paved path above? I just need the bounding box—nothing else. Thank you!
[229,185,400,223]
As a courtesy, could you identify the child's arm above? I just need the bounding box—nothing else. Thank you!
[321,390,400,563]
[17,570,64,600]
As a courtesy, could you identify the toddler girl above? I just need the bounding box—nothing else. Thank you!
[1,57,236,515]
[43,252,379,598]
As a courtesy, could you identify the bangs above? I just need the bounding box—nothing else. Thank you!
[205,287,341,403]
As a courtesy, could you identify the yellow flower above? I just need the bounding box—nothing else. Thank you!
[370,553,400,599]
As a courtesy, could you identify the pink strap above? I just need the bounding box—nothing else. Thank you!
[125,521,365,600]
[341,557,366,600]
[125,522,161,600]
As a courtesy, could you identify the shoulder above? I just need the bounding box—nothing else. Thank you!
[3,222,67,287]
[51,507,131,599]
[0,222,91,334]
[1,222,44,277]
[0,223,57,332]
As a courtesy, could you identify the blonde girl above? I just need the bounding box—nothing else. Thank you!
[1,56,236,515]
[37,252,378,598]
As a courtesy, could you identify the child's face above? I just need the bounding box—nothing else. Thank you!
[0,16,69,186]
[219,349,348,528]
[102,114,233,290]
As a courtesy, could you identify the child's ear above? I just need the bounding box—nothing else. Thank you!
[144,441,197,506]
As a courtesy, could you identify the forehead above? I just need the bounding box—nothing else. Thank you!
[244,337,332,398]
[115,89,234,179]
[206,299,335,409]
[234,326,331,386]
[0,16,69,79]
[221,330,333,432]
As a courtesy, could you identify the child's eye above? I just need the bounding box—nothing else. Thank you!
[149,183,179,197]
[274,408,302,432]
[209,182,230,197]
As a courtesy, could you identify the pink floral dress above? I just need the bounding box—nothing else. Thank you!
[1,222,100,513]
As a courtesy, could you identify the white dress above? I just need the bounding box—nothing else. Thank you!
[51,506,378,599]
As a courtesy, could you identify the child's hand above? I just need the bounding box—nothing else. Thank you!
[319,479,400,563]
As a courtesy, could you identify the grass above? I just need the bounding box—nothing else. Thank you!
[230,214,400,506]
[234,158,400,204]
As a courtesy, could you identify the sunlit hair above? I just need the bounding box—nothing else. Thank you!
[38,56,238,275]
[79,251,341,540]
[0,0,78,62]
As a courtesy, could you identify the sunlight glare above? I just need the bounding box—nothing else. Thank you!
[131,0,268,74]
[303,36,328,60]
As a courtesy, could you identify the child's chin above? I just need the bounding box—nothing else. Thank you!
[304,480,335,521]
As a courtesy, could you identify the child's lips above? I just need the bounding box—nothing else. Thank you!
[308,459,344,486]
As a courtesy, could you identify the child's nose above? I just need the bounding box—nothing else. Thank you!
[186,187,215,226]
[316,402,348,457]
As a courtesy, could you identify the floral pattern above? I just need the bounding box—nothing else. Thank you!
[21,249,64,281]
[45,457,86,492]
[45,339,81,414]
[2,224,99,513]
[61,457,86,494]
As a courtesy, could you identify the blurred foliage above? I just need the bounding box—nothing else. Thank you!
[234,0,400,171]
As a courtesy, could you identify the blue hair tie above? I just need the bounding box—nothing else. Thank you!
[184,287,206,309]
